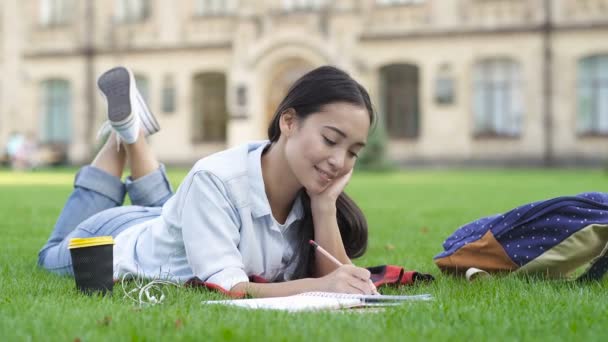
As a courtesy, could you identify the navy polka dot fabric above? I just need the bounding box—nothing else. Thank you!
[435,192,608,279]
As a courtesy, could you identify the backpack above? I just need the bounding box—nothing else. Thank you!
[434,192,608,281]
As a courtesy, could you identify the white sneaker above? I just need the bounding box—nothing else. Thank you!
[97,66,160,144]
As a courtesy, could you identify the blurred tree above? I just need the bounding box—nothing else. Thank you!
[357,117,392,171]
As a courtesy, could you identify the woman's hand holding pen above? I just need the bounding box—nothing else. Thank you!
[317,264,376,295]
[310,240,379,295]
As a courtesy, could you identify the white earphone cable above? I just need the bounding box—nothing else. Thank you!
[120,272,180,307]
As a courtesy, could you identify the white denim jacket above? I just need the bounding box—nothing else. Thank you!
[113,141,304,290]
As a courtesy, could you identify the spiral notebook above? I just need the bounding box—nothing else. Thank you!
[202,292,433,312]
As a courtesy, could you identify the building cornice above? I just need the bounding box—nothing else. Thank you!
[360,21,608,41]
[23,42,232,59]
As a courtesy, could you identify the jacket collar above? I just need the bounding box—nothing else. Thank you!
[248,142,304,226]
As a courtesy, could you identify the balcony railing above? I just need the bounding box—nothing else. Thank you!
[183,15,237,45]
[459,0,542,29]
[557,0,608,23]
[23,0,84,54]
[363,1,431,34]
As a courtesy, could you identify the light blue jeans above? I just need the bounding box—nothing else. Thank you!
[38,165,173,276]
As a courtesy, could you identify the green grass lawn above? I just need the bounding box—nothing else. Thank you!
[1,168,607,341]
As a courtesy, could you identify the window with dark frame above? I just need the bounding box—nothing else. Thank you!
[41,79,71,144]
[115,0,151,23]
[192,73,227,143]
[282,0,326,12]
[40,0,72,27]
[194,0,237,16]
[472,58,523,137]
[134,74,150,105]
[162,75,176,114]
[578,55,608,135]
[380,64,420,139]
[376,0,425,6]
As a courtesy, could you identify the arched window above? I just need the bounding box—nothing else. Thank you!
[192,72,227,143]
[472,58,523,137]
[379,63,420,139]
[40,79,71,143]
[578,55,608,135]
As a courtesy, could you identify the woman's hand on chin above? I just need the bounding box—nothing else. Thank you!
[307,168,353,213]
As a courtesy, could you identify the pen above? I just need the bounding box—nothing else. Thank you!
[309,239,380,295]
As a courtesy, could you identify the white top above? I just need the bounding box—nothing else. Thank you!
[113,141,305,290]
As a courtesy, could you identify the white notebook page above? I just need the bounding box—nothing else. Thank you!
[202,292,432,312]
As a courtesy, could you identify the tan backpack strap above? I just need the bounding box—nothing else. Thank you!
[576,240,608,282]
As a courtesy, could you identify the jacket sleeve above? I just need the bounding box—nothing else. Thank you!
[179,170,249,290]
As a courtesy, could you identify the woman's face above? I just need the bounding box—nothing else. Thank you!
[283,102,370,194]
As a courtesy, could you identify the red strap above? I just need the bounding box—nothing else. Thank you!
[249,275,269,283]
[184,277,246,298]
[185,267,431,297]
[184,275,270,299]
[373,265,403,286]
[368,265,434,288]
[400,271,417,285]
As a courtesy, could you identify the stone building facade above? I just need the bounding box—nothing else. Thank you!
[0,0,607,165]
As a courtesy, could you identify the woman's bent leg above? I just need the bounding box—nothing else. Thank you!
[126,163,173,207]
[38,205,161,276]
[38,166,126,270]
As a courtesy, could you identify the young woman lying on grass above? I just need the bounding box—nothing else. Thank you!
[38,65,378,297]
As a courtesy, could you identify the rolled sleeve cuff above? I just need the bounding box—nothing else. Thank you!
[205,267,249,291]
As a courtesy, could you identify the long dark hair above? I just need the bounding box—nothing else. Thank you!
[266,65,376,279]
